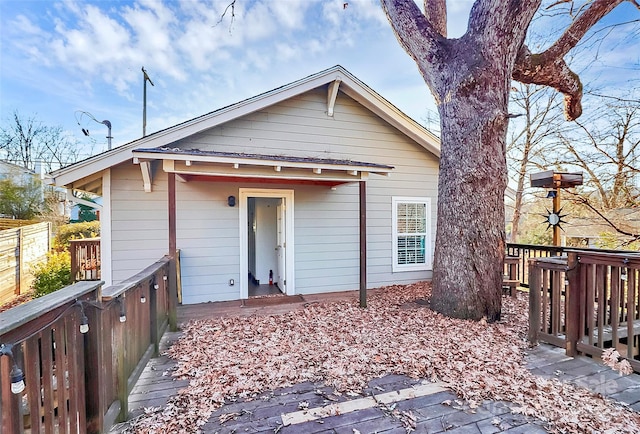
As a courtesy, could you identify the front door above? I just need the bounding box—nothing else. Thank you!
[240,189,294,298]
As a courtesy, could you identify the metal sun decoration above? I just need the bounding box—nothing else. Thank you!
[543,207,568,231]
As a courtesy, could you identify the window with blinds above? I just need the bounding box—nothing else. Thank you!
[392,197,431,272]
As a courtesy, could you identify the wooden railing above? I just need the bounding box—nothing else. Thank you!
[506,243,565,287]
[70,238,101,281]
[506,243,640,288]
[0,255,177,433]
[528,250,640,372]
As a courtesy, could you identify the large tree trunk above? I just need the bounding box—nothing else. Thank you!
[381,0,630,321]
[429,55,509,321]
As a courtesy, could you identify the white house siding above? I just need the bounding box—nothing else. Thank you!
[110,164,169,283]
[110,164,244,304]
[172,179,242,304]
[108,88,438,302]
[162,87,440,300]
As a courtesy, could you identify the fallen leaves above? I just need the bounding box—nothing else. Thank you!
[602,348,634,376]
[127,282,640,433]
[217,412,239,424]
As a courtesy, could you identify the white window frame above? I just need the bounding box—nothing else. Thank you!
[392,196,432,272]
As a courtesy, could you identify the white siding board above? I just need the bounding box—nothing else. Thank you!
[179,254,240,267]
[111,239,166,251]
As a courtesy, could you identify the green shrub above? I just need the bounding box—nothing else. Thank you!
[31,251,72,297]
[54,221,100,251]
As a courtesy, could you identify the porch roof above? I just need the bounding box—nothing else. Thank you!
[131,147,394,190]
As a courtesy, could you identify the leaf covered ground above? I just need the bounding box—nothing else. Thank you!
[130,282,640,433]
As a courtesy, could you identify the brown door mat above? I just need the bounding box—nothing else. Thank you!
[242,294,305,307]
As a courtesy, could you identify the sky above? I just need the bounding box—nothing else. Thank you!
[0,0,638,163]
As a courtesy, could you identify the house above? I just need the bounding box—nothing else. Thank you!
[0,160,36,183]
[47,66,441,304]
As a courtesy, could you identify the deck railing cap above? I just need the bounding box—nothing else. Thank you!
[0,280,103,338]
[101,257,170,301]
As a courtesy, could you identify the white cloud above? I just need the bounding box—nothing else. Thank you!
[12,14,44,36]
[266,0,316,30]
[49,4,136,91]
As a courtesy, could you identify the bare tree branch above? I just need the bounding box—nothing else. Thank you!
[544,0,625,60]
[513,44,583,120]
[568,192,640,240]
[512,0,632,120]
[424,0,447,37]
[380,0,447,91]
[213,0,236,32]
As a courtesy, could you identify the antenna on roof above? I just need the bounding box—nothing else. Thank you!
[75,111,112,150]
[142,67,154,137]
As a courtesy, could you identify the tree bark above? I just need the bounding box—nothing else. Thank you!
[428,32,519,320]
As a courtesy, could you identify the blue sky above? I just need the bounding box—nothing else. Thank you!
[0,0,637,162]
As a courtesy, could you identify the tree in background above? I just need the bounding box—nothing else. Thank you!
[381,0,639,321]
[507,84,565,242]
[73,194,99,223]
[555,97,640,247]
[0,110,85,173]
[0,176,43,220]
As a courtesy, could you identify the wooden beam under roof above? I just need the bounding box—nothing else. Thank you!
[327,78,341,117]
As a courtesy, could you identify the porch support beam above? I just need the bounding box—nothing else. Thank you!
[327,78,341,117]
[359,180,367,308]
[168,172,178,331]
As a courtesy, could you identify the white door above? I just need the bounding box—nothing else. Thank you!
[276,199,286,290]
[239,189,295,299]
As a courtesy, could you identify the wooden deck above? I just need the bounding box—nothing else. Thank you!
[111,292,640,433]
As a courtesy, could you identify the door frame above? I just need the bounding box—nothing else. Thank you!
[239,188,295,299]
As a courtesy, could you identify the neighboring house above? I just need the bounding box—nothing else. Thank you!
[47,66,441,304]
[0,160,72,218]
[0,160,36,184]
[0,160,40,219]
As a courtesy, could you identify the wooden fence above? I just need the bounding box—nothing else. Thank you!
[0,222,51,304]
[70,238,101,281]
[506,243,639,288]
[528,250,640,372]
[0,219,42,231]
[0,254,178,433]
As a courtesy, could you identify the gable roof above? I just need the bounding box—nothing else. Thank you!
[0,160,34,175]
[48,65,440,189]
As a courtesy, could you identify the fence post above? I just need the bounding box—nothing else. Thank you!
[1,354,22,433]
[149,274,159,357]
[114,299,129,423]
[528,258,541,346]
[17,227,24,295]
[168,256,178,332]
[84,293,107,433]
[565,252,581,357]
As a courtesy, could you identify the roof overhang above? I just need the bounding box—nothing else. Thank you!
[132,148,393,192]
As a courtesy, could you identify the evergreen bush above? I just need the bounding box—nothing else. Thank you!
[31,251,72,297]
[54,221,100,251]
